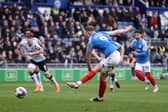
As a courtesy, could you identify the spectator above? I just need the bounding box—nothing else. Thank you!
[0,3,167,64]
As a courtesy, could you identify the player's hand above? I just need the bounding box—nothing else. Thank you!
[22,53,28,57]
[97,57,103,61]
[125,26,133,32]
[132,51,137,56]
[28,52,33,56]
[24,52,33,56]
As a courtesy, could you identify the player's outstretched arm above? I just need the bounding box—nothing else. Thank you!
[106,25,133,36]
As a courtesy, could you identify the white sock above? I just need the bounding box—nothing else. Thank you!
[154,85,158,88]
[109,77,114,88]
[114,78,118,82]
[49,75,58,86]
[31,74,40,85]
[76,81,82,85]
[144,76,149,82]
[36,72,44,89]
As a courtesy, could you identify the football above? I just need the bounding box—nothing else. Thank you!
[15,87,27,98]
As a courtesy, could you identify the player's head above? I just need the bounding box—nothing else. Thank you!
[85,25,95,38]
[25,28,33,45]
[25,28,33,39]
[135,29,142,40]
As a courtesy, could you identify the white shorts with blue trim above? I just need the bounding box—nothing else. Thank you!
[100,51,121,73]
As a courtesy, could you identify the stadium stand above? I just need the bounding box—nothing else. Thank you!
[0,0,167,66]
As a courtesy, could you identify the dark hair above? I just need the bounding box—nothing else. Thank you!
[24,28,33,37]
[85,25,95,32]
[24,28,33,33]
[135,29,143,34]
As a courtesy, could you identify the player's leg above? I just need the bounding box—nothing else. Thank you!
[109,74,115,92]
[28,63,41,92]
[108,51,121,92]
[38,61,60,93]
[134,63,151,90]
[67,62,101,88]
[109,67,120,92]
[45,72,60,93]
[134,63,145,81]
[90,51,121,102]
[109,67,115,92]
[35,70,44,92]
[114,75,120,88]
[144,75,150,90]
[90,72,108,102]
[144,62,159,93]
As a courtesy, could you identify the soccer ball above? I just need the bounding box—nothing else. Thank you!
[15,87,27,98]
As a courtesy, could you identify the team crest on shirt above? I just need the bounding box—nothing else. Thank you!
[138,44,141,48]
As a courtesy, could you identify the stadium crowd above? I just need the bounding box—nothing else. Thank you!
[70,0,168,7]
[0,1,167,64]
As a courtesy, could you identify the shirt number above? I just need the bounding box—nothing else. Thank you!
[100,36,108,41]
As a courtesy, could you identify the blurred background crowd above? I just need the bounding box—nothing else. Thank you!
[0,0,168,65]
[70,0,168,7]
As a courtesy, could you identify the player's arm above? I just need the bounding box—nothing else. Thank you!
[85,51,92,71]
[86,42,93,71]
[128,53,136,67]
[130,58,136,66]
[134,51,148,56]
[114,42,125,63]
[106,25,132,36]
[28,46,44,56]
[92,49,103,61]
[17,44,25,57]
[27,40,44,56]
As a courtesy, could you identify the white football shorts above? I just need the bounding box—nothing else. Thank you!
[100,51,121,73]
[135,61,151,72]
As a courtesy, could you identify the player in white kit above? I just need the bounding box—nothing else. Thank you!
[17,28,60,93]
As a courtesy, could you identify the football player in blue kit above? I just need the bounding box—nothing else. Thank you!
[67,25,132,102]
[131,29,159,93]
[92,48,121,93]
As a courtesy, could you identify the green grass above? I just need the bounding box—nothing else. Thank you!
[0,80,168,112]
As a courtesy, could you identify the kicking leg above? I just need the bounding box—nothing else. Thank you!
[67,63,101,89]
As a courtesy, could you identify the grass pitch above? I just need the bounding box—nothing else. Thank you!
[0,80,168,112]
